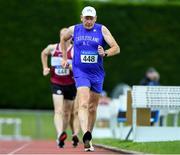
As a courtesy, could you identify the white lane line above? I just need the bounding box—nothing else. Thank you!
[7,142,30,155]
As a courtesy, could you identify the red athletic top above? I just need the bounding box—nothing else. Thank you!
[50,43,75,85]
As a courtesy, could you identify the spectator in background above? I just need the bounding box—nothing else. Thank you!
[98,90,111,105]
[140,67,160,86]
[140,67,160,125]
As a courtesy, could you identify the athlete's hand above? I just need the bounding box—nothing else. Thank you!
[43,67,50,76]
[98,45,105,57]
[61,59,68,68]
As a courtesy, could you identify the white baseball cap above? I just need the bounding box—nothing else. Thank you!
[82,6,96,17]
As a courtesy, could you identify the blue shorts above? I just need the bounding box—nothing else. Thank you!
[74,77,104,94]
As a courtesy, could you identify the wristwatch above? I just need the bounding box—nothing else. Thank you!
[104,52,108,57]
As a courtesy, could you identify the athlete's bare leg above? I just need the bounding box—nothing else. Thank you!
[63,99,73,131]
[78,88,99,152]
[52,94,64,136]
[77,87,90,133]
[69,97,80,147]
[88,91,100,132]
[71,96,80,135]
[69,111,74,133]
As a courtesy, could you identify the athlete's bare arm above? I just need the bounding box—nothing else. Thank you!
[60,26,74,67]
[41,44,55,76]
[98,25,120,57]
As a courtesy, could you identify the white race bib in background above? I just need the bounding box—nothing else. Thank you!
[54,66,70,76]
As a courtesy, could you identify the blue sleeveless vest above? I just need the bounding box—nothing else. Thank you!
[73,23,106,80]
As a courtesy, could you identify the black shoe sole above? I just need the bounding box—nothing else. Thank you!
[58,131,67,148]
[83,131,92,149]
[84,140,90,148]
[83,131,92,143]
[72,135,79,147]
[58,141,64,148]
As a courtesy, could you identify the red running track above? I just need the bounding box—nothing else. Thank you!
[0,140,121,154]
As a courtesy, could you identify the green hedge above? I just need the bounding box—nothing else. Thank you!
[0,1,180,109]
[0,0,79,109]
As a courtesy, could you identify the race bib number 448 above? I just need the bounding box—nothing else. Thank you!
[81,55,98,63]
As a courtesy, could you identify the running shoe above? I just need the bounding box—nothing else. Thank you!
[84,140,94,152]
[83,131,94,152]
[57,131,67,148]
[72,135,79,147]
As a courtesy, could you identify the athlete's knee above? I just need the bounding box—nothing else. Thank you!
[73,109,78,116]
[79,102,88,110]
[89,104,97,113]
[64,113,69,119]
[54,110,63,115]
[64,109,70,118]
